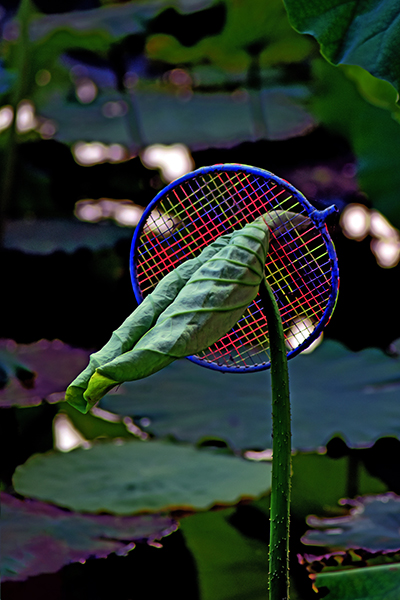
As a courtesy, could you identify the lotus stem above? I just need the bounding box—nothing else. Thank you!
[261,278,291,600]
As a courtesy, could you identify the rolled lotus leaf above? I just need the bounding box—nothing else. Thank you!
[65,232,235,413]
[82,217,270,409]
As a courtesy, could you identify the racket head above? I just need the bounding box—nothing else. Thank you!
[130,163,339,372]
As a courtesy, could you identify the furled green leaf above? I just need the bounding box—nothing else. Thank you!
[0,339,89,408]
[99,340,400,452]
[283,0,400,94]
[13,439,271,514]
[303,493,400,552]
[68,219,269,412]
[314,563,400,600]
[1,491,177,582]
[66,230,236,413]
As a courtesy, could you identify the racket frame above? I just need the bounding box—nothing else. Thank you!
[130,163,339,372]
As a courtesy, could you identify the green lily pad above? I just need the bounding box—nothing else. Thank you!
[1,491,177,582]
[40,86,316,148]
[315,563,400,600]
[13,439,271,514]
[283,0,400,94]
[4,219,132,255]
[0,339,89,408]
[30,0,215,41]
[303,494,400,553]
[99,340,400,452]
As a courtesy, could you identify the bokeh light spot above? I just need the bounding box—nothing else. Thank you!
[16,100,36,133]
[141,143,194,182]
[0,105,13,132]
[54,414,90,452]
[35,69,51,86]
[371,239,400,268]
[340,203,370,240]
[76,78,97,104]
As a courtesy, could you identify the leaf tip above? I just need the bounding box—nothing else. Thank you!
[84,371,119,406]
[64,385,90,414]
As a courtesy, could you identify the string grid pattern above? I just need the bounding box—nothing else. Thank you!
[134,170,334,370]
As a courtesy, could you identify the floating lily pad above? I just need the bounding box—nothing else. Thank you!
[4,219,133,255]
[314,563,400,600]
[99,340,400,452]
[1,491,177,582]
[13,439,271,514]
[40,86,315,149]
[30,0,215,42]
[283,0,400,94]
[303,494,400,553]
[0,339,89,408]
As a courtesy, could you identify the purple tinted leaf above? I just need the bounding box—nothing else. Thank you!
[1,492,177,582]
[0,340,89,408]
[303,493,400,553]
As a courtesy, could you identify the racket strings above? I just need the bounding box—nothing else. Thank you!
[134,170,334,369]
[137,172,300,291]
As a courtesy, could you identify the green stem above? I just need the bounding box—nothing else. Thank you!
[0,0,33,246]
[261,278,291,600]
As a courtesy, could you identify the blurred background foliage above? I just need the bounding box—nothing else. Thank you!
[1,1,400,599]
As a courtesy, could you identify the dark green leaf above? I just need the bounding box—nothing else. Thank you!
[290,454,387,521]
[310,59,400,228]
[283,0,400,94]
[315,563,400,600]
[180,508,269,600]
[146,0,314,71]
[303,493,400,552]
[0,339,89,408]
[99,340,400,452]
[1,491,177,582]
[13,439,271,514]
[180,505,308,600]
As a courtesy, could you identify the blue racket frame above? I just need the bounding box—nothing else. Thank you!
[130,163,339,372]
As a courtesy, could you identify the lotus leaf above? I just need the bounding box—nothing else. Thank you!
[13,439,271,514]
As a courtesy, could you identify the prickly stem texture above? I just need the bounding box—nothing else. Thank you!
[260,278,291,600]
